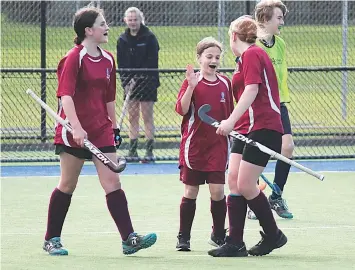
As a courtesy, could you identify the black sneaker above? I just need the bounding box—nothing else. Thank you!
[176,233,191,251]
[208,236,248,257]
[141,140,155,163]
[248,230,287,256]
[126,139,139,162]
[141,152,155,163]
[208,229,227,247]
[269,196,294,219]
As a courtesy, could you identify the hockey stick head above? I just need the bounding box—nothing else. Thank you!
[260,174,282,196]
[198,104,212,115]
[83,140,127,173]
[116,156,127,173]
[198,104,220,127]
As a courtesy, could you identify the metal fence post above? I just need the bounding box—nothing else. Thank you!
[217,0,225,67]
[246,0,251,15]
[341,0,348,120]
[40,1,47,142]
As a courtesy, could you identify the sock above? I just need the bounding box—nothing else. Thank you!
[45,188,72,241]
[227,195,247,243]
[179,197,196,236]
[272,159,291,198]
[210,196,227,237]
[247,191,278,238]
[229,194,241,197]
[106,189,134,241]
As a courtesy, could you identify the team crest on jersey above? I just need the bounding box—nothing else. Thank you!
[106,68,110,81]
[220,92,226,103]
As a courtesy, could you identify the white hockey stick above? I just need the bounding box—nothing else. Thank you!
[117,78,135,129]
[198,104,325,181]
[26,89,126,173]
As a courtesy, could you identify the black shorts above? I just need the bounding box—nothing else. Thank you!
[281,103,292,135]
[55,144,116,160]
[230,129,282,167]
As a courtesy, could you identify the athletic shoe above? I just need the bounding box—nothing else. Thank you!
[122,232,157,255]
[43,237,68,256]
[247,207,258,220]
[141,140,155,163]
[248,230,287,256]
[127,150,138,157]
[208,228,227,247]
[127,139,139,162]
[141,152,155,163]
[176,233,191,251]
[208,236,248,257]
[268,196,294,219]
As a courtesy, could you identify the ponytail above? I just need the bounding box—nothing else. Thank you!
[74,36,84,45]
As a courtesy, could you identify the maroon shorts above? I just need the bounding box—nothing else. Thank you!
[179,166,225,186]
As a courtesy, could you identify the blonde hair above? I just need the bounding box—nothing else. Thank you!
[196,37,223,56]
[229,16,257,44]
[124,7,145,25]
[254,0,288,25]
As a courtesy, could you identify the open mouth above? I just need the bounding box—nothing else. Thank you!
[209,64,217,69]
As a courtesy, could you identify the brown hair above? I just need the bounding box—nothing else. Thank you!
[196,37,223,56]
[229,16,257,44]
[254,0,288,24]
[73,5,104,45]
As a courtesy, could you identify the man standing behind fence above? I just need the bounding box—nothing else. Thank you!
[117,7,160,161]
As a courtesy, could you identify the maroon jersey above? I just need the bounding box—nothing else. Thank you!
[54,45,116,148]
[232,45,283,134]
[176,74,234,171]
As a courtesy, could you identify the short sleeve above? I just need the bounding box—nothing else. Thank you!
[106,58,117,103]
[227,78,235,114]
[56,50,80,97]
[242,50,263,87]
[175,79,189,116]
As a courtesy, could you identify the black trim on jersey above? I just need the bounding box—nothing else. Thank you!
[259,35,276,48]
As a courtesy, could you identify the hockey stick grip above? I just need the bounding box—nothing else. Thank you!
[26,89,72,132]
[274,152,325,181]
[254,139,325,181]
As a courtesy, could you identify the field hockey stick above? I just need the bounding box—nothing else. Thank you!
[26,89,126,173]
[260,174,282,195]
[198,104,325,181]
[117,79,134,129]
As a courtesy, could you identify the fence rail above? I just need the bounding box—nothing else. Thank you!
[1,0,355,162]
[1,68,355,162]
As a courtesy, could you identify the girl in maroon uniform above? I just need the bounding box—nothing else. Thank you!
[43,5,156,256]
[208,16,287,257]
[175,37,233,251]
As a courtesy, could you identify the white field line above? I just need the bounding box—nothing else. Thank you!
[2,225,355,236]
[1,171,354,179]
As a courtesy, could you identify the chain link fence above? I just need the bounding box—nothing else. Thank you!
[1,1,355,162]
